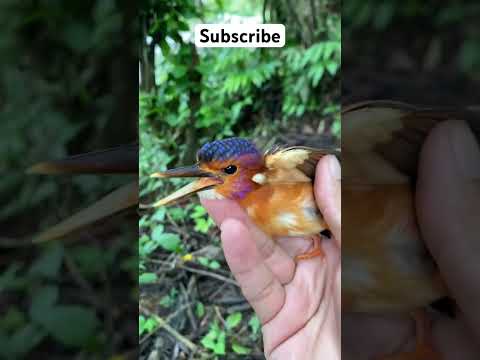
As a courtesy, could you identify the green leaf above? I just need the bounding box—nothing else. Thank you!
[168,207,185,221]
[332,119,341,137]
[310,66,325,87]
[232,342,251,355]
[139,273,158,284]
[226,312,242,329]
[159,233,182,252]
[248,315,261,335]
[151,207,166,222]
[152,228,181,252]
[139,315,158,336]
[36,305,98,347]
[194,218,213,233]
[214,330,226,355]
[29,243,64,279]
[201,324,219,351]
[6,323,46,358]
[30,286,59,322]
[201,321,226,354]
[326,61,339,76]
[322,41,337,60]
[172,65,187,79]
[0,263,23,291]
[208,260,221,270]
[69,245,105,275]
[139,315,145,336]
[190,205,206,218]
[195,302,205,318]
[197,257,210,267]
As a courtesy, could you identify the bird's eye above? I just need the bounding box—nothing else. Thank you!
[223,165,237,175]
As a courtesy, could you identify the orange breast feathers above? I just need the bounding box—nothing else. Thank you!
[238,182,327,238]
[342,184,447,312]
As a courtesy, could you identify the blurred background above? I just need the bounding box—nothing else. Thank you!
[343,0,480,105]
[139,0,340,358]
[342,0,480,358]
[0,1,137,358]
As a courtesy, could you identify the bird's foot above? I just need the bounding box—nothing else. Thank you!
[295,235,324,261]
[377,310,440,360]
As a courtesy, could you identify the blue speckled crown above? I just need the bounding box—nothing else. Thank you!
[197,138,259,163]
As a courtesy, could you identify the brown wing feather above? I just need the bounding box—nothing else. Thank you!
[343,100,480,184]
[262,146,339,183]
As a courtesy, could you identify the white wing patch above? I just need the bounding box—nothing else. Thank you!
[266,148,310,169]
[277,212,297,227]
[252,173,267,184]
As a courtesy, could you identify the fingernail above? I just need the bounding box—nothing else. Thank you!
[451,121,480,179]
[328,155,341,181]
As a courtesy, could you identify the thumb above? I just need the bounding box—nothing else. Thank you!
[315,155,341,244]
[416,120,480,340]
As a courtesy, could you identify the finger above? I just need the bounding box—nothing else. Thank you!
[264,236,336,354]
[220,218,286,324]
[342,313,415,360]
[276,236,318,258]
[416,120,480,340]
[432,312,480,359]
[201,198,313,259]
[314,155,341,244]
[202,198,296,284]
[199,198,249,226]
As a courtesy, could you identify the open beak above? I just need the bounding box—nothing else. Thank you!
[144,165,223,208]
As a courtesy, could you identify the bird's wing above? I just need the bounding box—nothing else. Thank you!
[342,100,480,184]
[257,146,339,183]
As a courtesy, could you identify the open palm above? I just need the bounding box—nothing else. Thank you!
[201,155,341,359]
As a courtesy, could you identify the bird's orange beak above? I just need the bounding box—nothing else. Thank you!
[145,165,223,208]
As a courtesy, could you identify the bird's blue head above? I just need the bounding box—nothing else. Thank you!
[150,138,265,206]
[195,138,264,199]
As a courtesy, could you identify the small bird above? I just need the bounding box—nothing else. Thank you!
[342,100,479,359]
[146,137,340,260]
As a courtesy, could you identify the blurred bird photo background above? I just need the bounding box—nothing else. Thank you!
[139,0,340,358]
[343,0,480,105]
[0,1,137,358]
[342,0,480,359]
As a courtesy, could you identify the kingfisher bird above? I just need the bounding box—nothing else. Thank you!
[146,137,340,260]
[342,100,479,359]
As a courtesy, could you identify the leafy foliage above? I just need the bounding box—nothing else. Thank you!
[343,0,480,75]
[0,1,137,358]
[139,0,340,173]
[0,244,104,356]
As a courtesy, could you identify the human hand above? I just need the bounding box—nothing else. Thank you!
[343,120,480,359]
[201,155,341,359]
